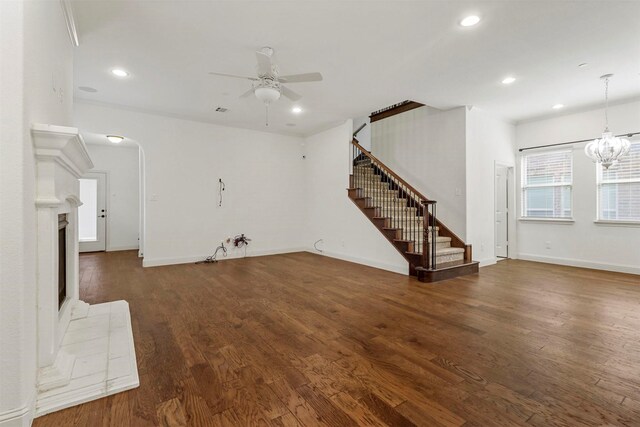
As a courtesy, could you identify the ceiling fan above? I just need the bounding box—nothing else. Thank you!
[209,47,323,125]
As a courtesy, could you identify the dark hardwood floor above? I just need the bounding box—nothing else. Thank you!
[34,251,640,426]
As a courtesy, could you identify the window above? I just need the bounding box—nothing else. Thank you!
[521,150,572,219]
[597,138,640,222]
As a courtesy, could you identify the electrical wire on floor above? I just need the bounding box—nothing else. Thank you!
[196,234,251,264]
[314,239,323,252]
[195,243,227,264]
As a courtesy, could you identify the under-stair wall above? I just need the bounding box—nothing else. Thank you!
[305,120,409,274]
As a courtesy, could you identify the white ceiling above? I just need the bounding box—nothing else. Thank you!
[72,1,640,136]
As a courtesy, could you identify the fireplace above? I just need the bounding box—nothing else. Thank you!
[32,123,139,417]
[58,214,68,310]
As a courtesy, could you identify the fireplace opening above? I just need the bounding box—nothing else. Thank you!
[58,214,68,310]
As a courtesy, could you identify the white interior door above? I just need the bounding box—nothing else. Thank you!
[79,172,107,252]
[495,165,509,258]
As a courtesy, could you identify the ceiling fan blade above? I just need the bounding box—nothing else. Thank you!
[278,72,323,83]
[239,88,254,98]
[281,85,302,101]
[209,72,258,81]
[255,51,273,76]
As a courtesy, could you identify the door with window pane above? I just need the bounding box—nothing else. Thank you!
[79,172,107,252]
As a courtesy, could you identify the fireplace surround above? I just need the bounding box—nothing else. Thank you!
[33,123,91,376]
[32,124,139,416]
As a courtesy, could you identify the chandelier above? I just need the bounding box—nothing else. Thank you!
[584,74,630,169]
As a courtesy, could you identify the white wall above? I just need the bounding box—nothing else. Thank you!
[85,144,140,251]
[371,106,468,238]
[516,100,640,274]
[74,102,308,266]
[0,1,74,425]
[466,108,517,266]
[305,120,409,274]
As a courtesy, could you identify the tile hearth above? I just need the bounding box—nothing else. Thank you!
[36,300,139,417]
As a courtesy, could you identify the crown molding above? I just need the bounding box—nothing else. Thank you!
[60,0,79,47]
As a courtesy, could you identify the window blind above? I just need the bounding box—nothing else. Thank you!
[521,150,573,218]
[598,139,640,221]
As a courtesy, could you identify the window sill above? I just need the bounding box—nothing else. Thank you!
[518,217,575,224]
[594,220,640,227]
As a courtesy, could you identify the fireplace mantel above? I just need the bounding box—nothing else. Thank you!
[32,123,93,207]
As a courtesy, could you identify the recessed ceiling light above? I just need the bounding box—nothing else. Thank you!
[502,76,516,85]
[106,135,124,143]
[460,15,481,27]
[111,68,129,78]
[78,86,98,93]
[578,63,588,68]
[291,106,303,114]
[552,104,565,110]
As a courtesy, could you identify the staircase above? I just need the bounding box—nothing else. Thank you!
[347,139,478,282]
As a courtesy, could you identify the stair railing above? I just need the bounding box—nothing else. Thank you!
[351,138,440,269]
[422,200,437,270]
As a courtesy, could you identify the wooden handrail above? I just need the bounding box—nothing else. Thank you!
[352,139,431,203]
[370,101,424,123]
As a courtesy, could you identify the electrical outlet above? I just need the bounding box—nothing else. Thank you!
[545,241,551,249]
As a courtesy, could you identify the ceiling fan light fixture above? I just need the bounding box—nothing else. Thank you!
[291,106,303,114]
[254,86,281,104]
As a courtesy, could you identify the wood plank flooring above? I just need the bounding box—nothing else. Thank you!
[34,251,640,426]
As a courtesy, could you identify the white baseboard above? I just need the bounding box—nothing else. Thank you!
[0,392,35,427]
[306,249,408,275]
[142,247,308,267]
[106,245,139,252]
[477,257,497,268]
[517,253,640,275]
